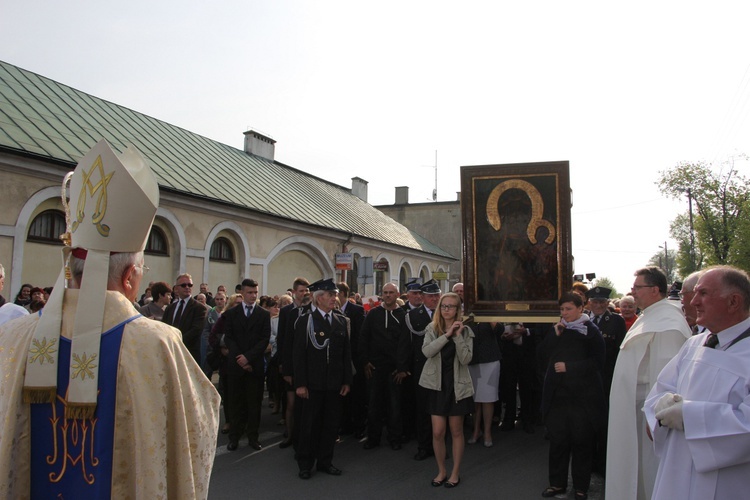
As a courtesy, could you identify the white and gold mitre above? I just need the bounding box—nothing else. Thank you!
[23,139,159,418]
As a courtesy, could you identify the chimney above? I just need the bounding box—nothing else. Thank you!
[395,186,409,205]
[243,129,276,161]
[351,177,368,202]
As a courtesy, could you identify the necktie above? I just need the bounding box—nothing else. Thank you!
[703,333,719,349]
[246,305,252,317]
[324,313,330,324]
[174,299,185,325]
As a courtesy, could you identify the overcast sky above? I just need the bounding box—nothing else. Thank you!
[3,0,750,294]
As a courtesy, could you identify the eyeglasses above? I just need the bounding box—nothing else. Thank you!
[631,284,655,291]
[178,283,194,288]
[136,264,150,275]
[440,304,459,310]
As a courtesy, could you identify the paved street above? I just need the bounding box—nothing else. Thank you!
[208,399,605,500]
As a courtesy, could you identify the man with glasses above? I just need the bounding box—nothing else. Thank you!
[606,267,692,500]
[163,273,208,365]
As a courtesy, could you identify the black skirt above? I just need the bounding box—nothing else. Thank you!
[427,340,473,416]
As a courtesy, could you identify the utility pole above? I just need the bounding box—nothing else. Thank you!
[687,188,696,269]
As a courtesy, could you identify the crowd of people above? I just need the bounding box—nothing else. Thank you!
[2,256,749,499]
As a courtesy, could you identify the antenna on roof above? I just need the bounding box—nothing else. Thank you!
[433,150,437,202]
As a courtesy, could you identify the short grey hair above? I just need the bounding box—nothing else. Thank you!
[70,251,143,289]
[682,270,703,293]
[619,295,635,306]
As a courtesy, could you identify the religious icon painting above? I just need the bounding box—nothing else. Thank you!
[460,161,573,321]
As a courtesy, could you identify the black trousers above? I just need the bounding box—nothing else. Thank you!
[500,351,532,423]
[297,389,342,471]
[228,372,264,443]
[545,400,594,493]
[366,365,402,444]
[341,370,368,434]
[414,380,433,452]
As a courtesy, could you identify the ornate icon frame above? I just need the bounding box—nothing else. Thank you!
[461,161,572,322]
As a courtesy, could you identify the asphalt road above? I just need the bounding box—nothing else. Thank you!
[207,400,605,500]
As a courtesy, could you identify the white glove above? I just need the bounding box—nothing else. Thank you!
[655,399,684,431]
[654,393,682,414]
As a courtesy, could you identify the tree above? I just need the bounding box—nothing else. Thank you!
[647,249,678,284]
[657,158,750,275]
[592,276,619,298]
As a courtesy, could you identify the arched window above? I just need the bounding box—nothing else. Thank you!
[27,209,66,244]
[210,237,235,263]
[145,226,169,256]
[399,266,408,293]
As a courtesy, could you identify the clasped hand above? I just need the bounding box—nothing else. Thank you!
[655,393,684,431]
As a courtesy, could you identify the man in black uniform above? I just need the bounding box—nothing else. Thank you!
[293,279,352,479]
[402,279,423,311]
[404,279,441,460]
[585,287,626,396]
[585,286,626,476]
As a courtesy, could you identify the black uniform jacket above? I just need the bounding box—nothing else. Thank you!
[293,308,353,391]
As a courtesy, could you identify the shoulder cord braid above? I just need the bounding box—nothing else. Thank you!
[306,313,330,363]
[404,313,426,337]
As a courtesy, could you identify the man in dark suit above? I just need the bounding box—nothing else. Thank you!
[337,282,366,437]
[162,273,207,365]
[278,277,311,449]
[293,278,352,479]
[222,278,271,451]
[586,286,626,476]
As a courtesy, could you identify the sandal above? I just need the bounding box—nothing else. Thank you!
[541,486,566,497]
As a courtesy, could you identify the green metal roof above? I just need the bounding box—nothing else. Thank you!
[0,60,455,260]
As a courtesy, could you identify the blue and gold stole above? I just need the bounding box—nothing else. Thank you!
[30,316,138,499]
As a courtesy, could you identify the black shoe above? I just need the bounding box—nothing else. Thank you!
[249,440,262,450]
[298,470,311,480]
[431,477,446,487]
[541,486,566,497]
[391,442,402,451]
[363,440,379,450]
[444,477,460,488]
[227,441,239,451]
[414,449,433,461]
[279,438,293,449]
[317,464,342,476]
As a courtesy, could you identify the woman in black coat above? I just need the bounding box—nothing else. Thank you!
[539,292,605,500]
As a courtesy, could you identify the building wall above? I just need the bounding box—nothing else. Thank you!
[1,153,455,301]
[377,200,463,288]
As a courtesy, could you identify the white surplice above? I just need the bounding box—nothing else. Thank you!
[644,318,750,500]
[606,299,692,500]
